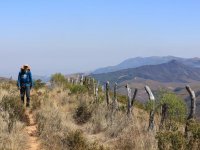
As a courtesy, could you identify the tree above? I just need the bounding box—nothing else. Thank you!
[33,79,45,90]
[50,73,66,86]
[160,92,187,123]
[146,91,187,130]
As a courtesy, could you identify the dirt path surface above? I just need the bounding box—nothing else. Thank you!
[24,110,41,150]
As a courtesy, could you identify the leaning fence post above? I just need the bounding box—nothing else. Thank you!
[80,75,84,85]
[186,85,196,120]
[185,85,196,137]
[145,85,155,131]
[106,81,110,106]
[159,103,168,130]
[112,83,118,110]
[102,85,105,92]
[93,78,96,95]
[126,84,132,116]
[75,75,79,85]
[131,88,138,107]
[95,83,99,102]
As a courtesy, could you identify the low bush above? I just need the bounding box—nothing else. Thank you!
[31,94,41,111]
[73,101,92,124]
[0,116,28,150]
[0,95,28,130]
[33,79,45,90]
[65,130,88,150]
[186,119,200,149]
[51,73,67,86]
[70,85,87,94]
[65,130,108,150]
[156,131,186,150]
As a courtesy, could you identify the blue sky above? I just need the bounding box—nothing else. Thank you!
[1,0,200,77]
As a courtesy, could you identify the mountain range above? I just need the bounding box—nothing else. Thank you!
[91,57,200,118]
[93,56,200,74]
[91,60,200,84]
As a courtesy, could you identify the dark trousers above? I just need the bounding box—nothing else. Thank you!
[20,86,30,104]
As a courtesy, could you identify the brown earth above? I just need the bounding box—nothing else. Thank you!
[24,109,41,150]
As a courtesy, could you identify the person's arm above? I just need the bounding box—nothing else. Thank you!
[17,72,21,88]
[29,71,33,89]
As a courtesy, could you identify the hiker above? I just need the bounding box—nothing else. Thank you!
[17,64,33,107]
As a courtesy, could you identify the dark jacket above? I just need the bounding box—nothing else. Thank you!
[17,70,33,87]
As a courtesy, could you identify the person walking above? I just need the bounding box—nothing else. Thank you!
[17,64,33,107]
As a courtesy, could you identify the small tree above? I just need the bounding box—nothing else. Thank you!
[160,93,187,124]
[146,91,187,130]
[34,79,45,90]
[50,73,66,86]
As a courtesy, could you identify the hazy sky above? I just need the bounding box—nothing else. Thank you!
[1,0,200,77]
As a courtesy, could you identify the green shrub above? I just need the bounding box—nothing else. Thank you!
[156,120,200,150]
[186,120,200,149]
[36,109,62,136]
[31,94,41,111]
[74,102,92,124]
[146,92,187,124]
[51,73,66,86]
[156,131,186,150]
[0,96,28,132]
[0,96,27,122]
[66,130,88,150]
[0,82,12,90]
[33,79,45,90]
[70,85,87,94]
[160,93,187,122]
[65,130,108,150]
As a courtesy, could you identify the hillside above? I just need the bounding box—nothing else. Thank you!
[1,75,200,150]
[0,77,158,150]
[92,60,200,122]
[92,60,200,84]
[93,56,200,74]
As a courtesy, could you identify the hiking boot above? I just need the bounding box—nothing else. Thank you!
[26,103,30,107]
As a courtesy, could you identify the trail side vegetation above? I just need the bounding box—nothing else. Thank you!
[0,74,200,150]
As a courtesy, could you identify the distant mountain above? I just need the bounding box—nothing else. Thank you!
[0,77,10,81]
[91,60,200,84]
[33,75,50,83]
[93,56,200,74]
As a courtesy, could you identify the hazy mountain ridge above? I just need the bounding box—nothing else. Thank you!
[32,75,50,83]
[93,56,200,74]
[91,60,200,84]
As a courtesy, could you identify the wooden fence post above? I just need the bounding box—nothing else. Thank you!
[102,85,105,92]
[126,84,132,116]
[80,75,84,85]
[92,78,95,95]
[145,85,155,131]
[131,88,138,107]
[112,83,118,110]
[159,103,168,130]
[88,77,91,85]
[95,83,99,102]
[75,75,79,85]
[106,81,110,106]
[185,85,196,136]
[67,77,70,83]
[186,85,196,120]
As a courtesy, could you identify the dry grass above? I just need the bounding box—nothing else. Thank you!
[0,81,159,150]
[35,88,108,150]
[33,84,160,150]
[0,82,28,150]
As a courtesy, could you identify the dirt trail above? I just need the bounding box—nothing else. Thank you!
[24,109,41,150]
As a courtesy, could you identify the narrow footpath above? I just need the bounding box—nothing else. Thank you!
[24,110,41,150]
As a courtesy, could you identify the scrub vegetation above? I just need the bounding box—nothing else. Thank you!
[0,74,200,150]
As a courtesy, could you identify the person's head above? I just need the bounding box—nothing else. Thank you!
[24,65,29,71]
[20,66,24,72]
[21,64,31,72]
